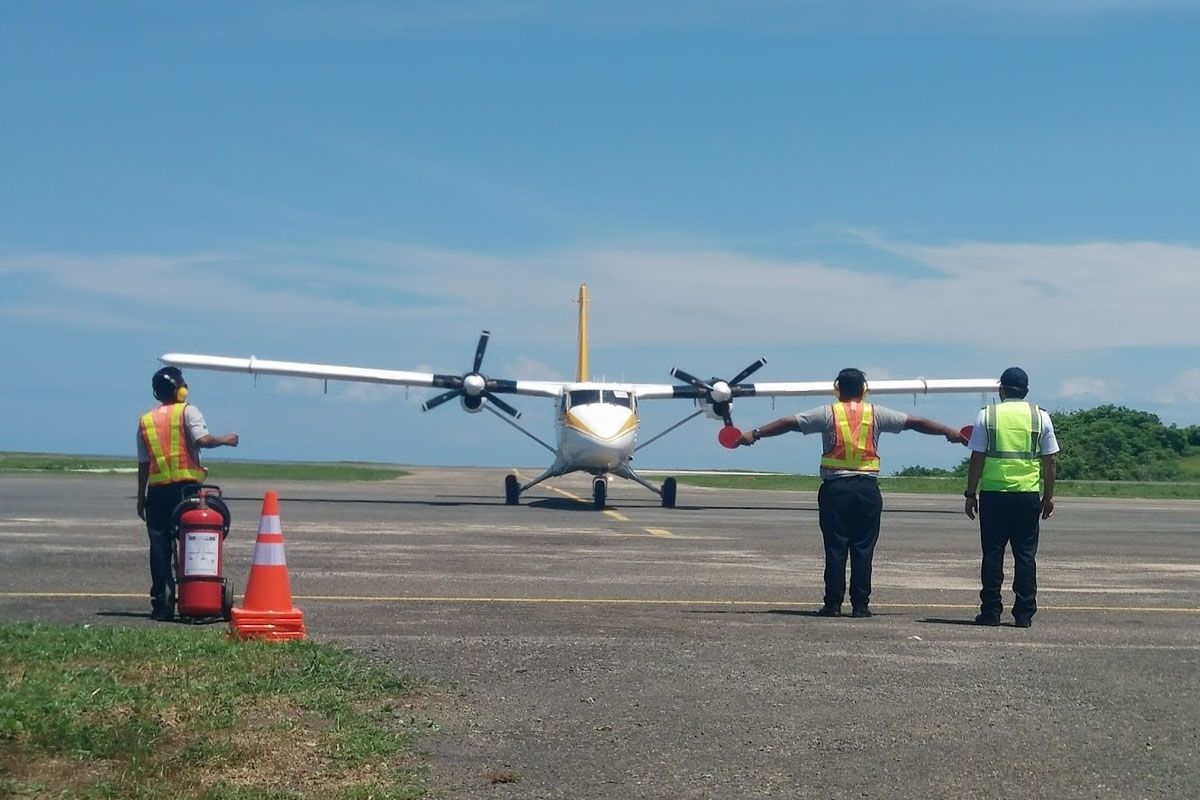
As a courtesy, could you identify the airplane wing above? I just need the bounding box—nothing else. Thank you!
[631,377,999,401]
[159,353,564,399]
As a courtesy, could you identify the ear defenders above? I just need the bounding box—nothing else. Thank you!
[832,379,868,402]
[175,386,188,402]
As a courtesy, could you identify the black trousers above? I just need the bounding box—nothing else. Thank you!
[978,491,1041,620]
[144,481,197,611]
[817,476,883,609]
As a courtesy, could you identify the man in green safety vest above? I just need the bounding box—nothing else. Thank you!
[963,367,1059,628]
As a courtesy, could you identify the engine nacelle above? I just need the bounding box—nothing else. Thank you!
[460,395,486,414]
[700,399,730,421]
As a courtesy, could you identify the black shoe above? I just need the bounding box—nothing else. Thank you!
[150,608,174,622]
[974,613,1001,626]
[1013,617,1033,628]
[816,605,841,617]
[851,607,873,618]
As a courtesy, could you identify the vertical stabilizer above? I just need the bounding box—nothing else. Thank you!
[576,283,590,382]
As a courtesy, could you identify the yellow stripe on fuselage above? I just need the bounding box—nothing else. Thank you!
[564,407,637,441]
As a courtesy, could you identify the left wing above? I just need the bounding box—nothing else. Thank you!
[632,377,999,401]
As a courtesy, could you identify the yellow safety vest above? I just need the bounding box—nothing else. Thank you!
[980,400,1043,492]
[139,403,207,486]
[820,402,881,473]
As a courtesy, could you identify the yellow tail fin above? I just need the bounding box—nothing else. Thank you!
[576,283,589,382]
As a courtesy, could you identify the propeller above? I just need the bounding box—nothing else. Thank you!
[670,357,767,435]
[421,331,522,418]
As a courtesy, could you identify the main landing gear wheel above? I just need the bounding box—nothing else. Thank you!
[592,478,607,510]
[661,477,677,509]
[504,474,520,506]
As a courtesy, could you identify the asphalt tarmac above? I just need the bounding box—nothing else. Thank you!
[2,469,1198,799]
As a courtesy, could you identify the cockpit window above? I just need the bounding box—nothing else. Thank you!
[608,390,632,408]
[568,389,601,406]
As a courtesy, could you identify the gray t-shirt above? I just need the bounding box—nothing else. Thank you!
[793,403,909,480]
[136,404,210,466]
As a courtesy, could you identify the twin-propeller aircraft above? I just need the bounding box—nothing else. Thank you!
[162,285,998,509]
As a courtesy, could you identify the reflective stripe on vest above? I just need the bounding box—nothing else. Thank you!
[139,403,208,486]
[980,400,1043,492]
[820,402,881,473]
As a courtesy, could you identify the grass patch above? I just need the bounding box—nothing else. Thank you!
[0,452,409,482]
[0,623,430,799]
[670,473,1200,499]
[1179,454,1200,481]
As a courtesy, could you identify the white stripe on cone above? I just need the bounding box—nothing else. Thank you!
[252,542,287,566]
[258,515,282,535]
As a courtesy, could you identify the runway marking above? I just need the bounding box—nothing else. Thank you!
[512,470,675,537]
[3,592,1198,613]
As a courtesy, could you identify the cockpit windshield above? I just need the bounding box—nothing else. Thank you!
[566,389,634,408]
[568,389,601,406]
[608,390,633,408]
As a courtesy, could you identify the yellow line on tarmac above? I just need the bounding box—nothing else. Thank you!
[2,592,1198,613]
[513,470,673,536]
[1,592,144,599]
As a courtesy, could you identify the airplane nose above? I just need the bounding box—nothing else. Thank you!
[567,405,636,441]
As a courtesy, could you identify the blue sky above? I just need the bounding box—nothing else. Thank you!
[3,1,1199,475]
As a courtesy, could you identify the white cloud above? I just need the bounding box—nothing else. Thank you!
[504,357,566,382]
[1058,377,1117,399]
[1155,368,1200,404]
[5,236,1200,355]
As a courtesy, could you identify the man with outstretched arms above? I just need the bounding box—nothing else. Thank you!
[735,368,966,618]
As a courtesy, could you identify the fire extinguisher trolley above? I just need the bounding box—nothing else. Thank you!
[171,485,234,623]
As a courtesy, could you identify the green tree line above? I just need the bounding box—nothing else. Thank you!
[897,405,1200,482]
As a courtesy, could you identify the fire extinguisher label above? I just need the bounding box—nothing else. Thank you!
[184,531,220,577]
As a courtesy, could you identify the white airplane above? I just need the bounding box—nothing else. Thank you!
[161,284,999,509]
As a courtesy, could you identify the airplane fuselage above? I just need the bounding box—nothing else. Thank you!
[554,385,638,473]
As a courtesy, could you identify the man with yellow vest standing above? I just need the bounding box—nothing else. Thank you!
[136,366,239,620]
[735,368,966,618]
[963,367,1058,628]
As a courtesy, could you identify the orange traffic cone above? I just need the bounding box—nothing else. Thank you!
[229,490,306,642]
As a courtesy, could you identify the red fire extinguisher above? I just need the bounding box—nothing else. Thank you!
[171,485,233,623]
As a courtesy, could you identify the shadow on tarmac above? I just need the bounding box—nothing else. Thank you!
[682,608,834,618]
[920,617,1007,627]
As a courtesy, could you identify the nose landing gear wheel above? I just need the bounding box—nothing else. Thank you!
[661,477,677,509]
[505,474,520,505]
[592,478,607,510]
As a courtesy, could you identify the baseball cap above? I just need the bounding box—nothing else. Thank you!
[999,366,1029,391]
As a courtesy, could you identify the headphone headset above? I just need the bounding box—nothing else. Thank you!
[155,368,189,403]
[832,379,868,402]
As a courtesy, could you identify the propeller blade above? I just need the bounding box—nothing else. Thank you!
[473,330,490,373]
[729,357,767,386]
[421,389,461,411]
[670,367,712,391]
[712,401,733,426]
[484,392,522,419]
